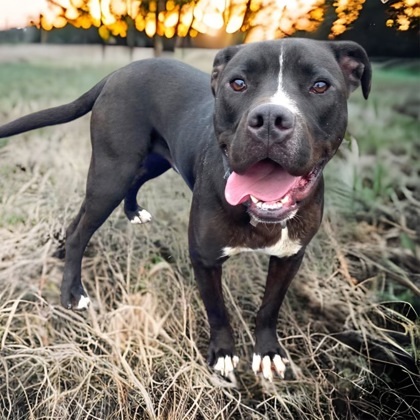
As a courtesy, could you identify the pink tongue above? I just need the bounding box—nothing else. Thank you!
[225,160,300,206]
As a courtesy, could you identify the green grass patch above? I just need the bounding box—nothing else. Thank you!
[0,62,118,117]
[347,64,419,153]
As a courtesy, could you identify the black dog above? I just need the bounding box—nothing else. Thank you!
[0,39,371,380]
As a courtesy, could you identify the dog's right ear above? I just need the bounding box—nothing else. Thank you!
[211,45,244,96]
[329,41,372,99]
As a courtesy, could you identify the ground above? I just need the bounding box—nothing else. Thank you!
[0,44,419,419]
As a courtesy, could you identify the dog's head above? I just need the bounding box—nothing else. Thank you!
[211,38,371,224]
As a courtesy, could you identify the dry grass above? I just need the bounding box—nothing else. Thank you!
[0,45,418,419]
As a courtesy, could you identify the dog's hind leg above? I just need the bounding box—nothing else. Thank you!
[124,153,171,224]
[60,152,142,310]
[60,101,155,310]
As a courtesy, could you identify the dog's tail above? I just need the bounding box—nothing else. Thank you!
[0,78,107,138]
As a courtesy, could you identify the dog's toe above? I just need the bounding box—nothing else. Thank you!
[252,353,289,381]
[75,295,91,310]
[213,355,239,378]
[61,287,90,311]
[130,209,152,224]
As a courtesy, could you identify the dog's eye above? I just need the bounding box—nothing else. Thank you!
[230,79,247,92]
[310,81,329,94]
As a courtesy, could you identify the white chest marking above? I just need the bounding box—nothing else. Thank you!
[222,227,301,259]
[270,47,300,115]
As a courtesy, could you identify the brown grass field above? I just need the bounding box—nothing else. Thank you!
[0,44,419,419]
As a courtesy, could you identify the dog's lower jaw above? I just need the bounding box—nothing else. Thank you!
[249,214,287,228]
[248,208,298,227]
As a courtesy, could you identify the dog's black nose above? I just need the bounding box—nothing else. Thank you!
[247,103,295,143]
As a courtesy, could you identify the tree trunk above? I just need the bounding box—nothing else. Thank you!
[40,28,48,44]
[153,36,163,57]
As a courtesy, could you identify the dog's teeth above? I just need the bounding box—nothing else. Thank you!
[250,195,259,203]
[258,201,283,210]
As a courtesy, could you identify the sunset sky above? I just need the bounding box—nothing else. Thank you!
[0,0,48,30]
[0,1,415,36]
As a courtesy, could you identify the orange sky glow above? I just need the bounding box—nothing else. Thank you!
[0,0,49,30]
[0,0,331,40]
[0,0,416,37]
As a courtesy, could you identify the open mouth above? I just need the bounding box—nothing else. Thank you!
[224,159,324,223]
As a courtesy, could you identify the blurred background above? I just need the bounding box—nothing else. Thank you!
[0,1,419,419]
[0,0,419,55]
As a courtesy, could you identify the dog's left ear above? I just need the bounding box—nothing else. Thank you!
[329,41,372,99]
[211,45,244,96]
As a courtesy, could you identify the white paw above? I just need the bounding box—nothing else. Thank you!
[252,353,288,381]
[213,355,239,378]
[75,295,90,310]
[131,209,152,224]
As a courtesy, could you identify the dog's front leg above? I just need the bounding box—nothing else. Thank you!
[253,251,305,381]
[190,257,239,378]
